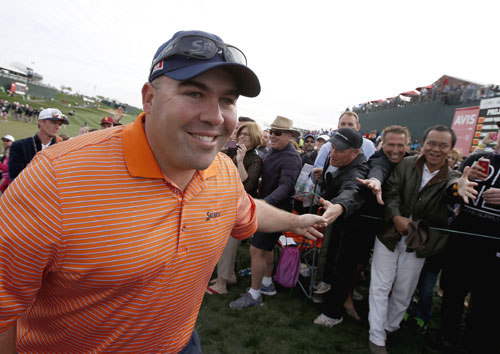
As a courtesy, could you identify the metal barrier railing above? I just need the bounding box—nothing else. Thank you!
[360,214,498,241]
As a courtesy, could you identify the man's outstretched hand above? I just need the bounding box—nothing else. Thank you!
[457,166,479,204]
[290,213,327,241]
[357,177,383,205]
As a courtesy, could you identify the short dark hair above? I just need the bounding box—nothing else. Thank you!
[339,111,359,124]
[382,125,411,145]
[238,116,255,123]
[422,125,457,147]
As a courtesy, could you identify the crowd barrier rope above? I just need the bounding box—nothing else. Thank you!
[360,214,499,241]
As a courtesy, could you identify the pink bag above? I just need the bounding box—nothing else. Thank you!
[274,246,300,288]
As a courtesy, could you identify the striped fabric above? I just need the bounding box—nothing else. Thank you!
[0,113,257,353]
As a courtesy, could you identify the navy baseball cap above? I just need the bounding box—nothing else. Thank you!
[331,128,362,150]
[149,30,261,97]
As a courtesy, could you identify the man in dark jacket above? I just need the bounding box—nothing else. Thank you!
[312,128,369,327]
[440,121,500,354]
[345,125,410,321]
[8,108,68,181]
[367,125,477,354]
[230,116,302,309]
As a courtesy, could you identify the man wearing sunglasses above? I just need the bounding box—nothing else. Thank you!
[230,116,302,309]
[0,30,329,354]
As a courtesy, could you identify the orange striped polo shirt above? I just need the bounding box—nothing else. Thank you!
[0,113,257,353]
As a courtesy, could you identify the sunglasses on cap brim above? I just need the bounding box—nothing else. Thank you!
[150,35,247,77]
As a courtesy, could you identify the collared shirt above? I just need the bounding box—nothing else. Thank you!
[0,113,257,353]
[420,163,440,191]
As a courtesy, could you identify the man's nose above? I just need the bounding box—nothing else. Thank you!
[200,99,224,125]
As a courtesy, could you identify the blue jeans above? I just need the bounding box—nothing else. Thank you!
[178,329,202,354]
[408,254,442,322]
[414,268,439,322]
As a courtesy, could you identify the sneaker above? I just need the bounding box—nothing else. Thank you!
[312,293,324,304]
[260,283,277,296]
[229,292,263,309]
[368,340,389,354]
[313,313,343,328]
[238,267,251,277]
[352,289,363,301]
[313,281,331,294]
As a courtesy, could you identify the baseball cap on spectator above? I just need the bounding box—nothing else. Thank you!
[149,30,260,97]
[303,134,315,140]
[38,108,69,125]
[2,135,14,142]
[331,128,362,150]
[101,116,115,125]
[316,134,330,142]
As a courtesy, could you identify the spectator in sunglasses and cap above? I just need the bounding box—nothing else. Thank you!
[0,30,332,354]
[230,115,303,309]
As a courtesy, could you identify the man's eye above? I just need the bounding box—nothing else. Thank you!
[187,92,201,98]
[222,97,235,105]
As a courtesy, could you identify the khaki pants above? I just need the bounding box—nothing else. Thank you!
[217,236,241,280]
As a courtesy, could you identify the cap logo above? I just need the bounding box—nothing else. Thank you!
[336,132,349,142]
[152,61,163,74]
[191,40,216,55]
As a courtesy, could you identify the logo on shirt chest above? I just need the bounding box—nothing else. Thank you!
[206,211,221,221]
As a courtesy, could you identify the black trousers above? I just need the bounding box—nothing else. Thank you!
[441,235,500,354]
[322,226,364,319]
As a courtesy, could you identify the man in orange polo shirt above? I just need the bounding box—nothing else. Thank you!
[0,30,329,354]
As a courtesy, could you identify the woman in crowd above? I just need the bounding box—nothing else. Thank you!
[0,147,10,193]
[206,122,263,295]
[447,148,462,169]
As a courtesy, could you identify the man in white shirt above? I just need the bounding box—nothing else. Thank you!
[368,125,477,354]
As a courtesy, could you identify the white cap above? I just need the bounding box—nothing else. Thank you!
[38,108,69,125]
[317,134,330,142]
[2,135,14,142]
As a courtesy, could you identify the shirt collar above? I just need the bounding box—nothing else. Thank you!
[122,113,218,180]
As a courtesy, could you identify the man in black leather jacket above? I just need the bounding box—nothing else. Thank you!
[312,128,369,328]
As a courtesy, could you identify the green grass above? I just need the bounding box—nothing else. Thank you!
[0,91,140,139]
[197,241,445,354]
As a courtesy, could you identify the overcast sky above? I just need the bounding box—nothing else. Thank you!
[2,0,499,129]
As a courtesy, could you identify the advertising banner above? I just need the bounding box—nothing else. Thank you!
[472,98,500,152]
[451,106,479,156]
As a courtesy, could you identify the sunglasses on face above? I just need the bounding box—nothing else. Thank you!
[269,130,283,136]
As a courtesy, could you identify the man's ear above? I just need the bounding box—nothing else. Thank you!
[142,82,155,115]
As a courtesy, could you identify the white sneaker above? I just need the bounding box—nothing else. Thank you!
[353,289,363,301]
[313,313,343,328]
[313,281,331,294]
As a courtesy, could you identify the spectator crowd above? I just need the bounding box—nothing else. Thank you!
[351,82,500,114]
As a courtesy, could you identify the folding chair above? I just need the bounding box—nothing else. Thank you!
[282,227,323,299]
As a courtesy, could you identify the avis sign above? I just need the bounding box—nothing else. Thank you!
[451,106,479,157]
